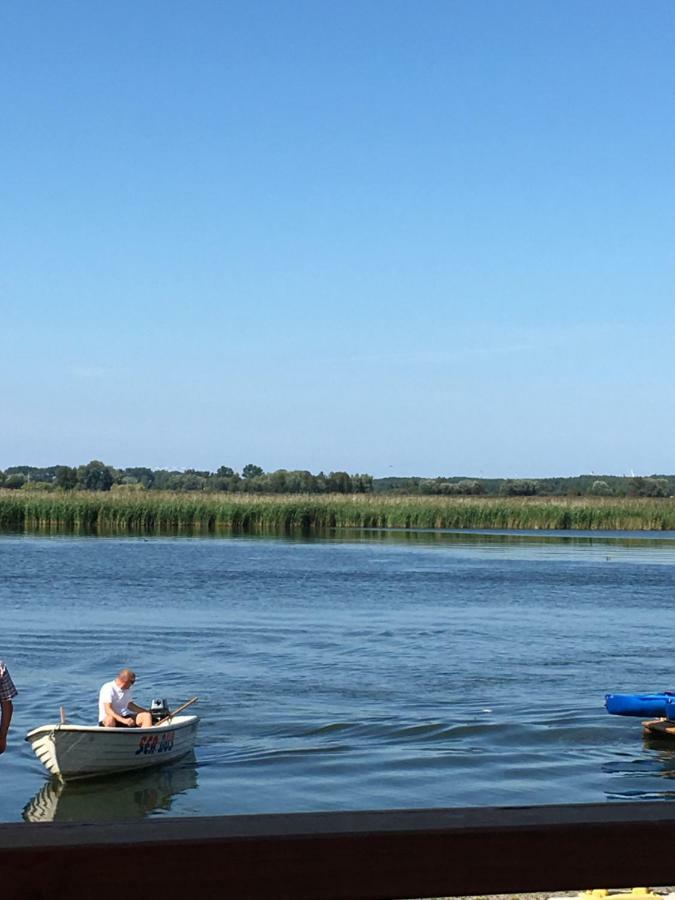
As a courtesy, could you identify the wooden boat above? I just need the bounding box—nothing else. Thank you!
[25,714,199,781]
[642,718,675,739]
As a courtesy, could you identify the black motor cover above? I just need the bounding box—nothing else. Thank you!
[150,698,170,723]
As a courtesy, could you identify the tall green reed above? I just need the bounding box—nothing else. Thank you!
[2,490,675,534]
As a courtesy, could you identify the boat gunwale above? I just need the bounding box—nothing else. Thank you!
[25,714,199,741]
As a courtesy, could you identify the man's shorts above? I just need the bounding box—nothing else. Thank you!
[0,663,18,702]
[99,716,138,728]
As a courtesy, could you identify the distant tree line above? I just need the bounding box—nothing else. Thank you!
[0,462,374,494]
[0,464,672,498]
[374,474,673,498]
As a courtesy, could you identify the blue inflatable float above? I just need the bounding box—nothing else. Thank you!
[605,692,675,717]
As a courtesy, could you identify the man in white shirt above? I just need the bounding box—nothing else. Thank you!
[99,669,152,728]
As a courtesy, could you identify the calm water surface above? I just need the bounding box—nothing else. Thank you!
[2,529,675,822]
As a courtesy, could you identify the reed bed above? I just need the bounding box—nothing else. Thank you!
[1,490,675,534]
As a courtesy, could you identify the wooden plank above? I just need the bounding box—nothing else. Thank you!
[3,802,675,900]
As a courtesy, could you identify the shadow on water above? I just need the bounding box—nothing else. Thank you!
[22,754,198,822]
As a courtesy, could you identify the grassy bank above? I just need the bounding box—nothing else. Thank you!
[1,490,675,534]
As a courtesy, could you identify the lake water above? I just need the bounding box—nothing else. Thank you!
[2,529,675,823]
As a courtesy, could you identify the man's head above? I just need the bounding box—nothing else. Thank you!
[116,669,136,690]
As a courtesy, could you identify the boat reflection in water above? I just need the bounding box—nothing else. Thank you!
[22,754,198,823]
[643,733,675,774]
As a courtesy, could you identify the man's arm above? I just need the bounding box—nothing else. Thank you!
[0,700,13,753]
[127,701,148,714]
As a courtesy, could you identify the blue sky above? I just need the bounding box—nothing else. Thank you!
[2,1,674,478]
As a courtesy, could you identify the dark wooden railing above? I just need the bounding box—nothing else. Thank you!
[3,802,675,900]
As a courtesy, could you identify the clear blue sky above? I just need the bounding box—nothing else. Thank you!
[2,1,674,478]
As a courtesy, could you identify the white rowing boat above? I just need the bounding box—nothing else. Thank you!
[25,715,199,781]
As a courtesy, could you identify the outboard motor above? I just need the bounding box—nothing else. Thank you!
[150,698,170,724]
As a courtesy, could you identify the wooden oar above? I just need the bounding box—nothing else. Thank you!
[155,696,198,727]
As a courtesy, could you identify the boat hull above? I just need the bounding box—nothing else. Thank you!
[25,715,199,781]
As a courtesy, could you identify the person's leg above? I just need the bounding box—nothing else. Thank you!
[134,711,152,728]
[0,700,13,752]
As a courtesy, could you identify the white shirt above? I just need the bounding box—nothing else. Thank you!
[98,680,134,722]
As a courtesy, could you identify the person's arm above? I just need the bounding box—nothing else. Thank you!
[103,701,135,726]
[0,700,13,753]
[127,701,148,714]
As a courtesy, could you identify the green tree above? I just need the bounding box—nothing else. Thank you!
[500,479,538,496]
[122,467,155,488]
[628,476,669,497]
[455,479,485,495]
[55,465,78,490]
[325,471,353,493]
[285,470,318,493]
[242,464,264,479]
[267,469,288,492]
[212,471,241,492]
[77,460,114,491]
[352,474,374,493]
[181,474,207,491]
